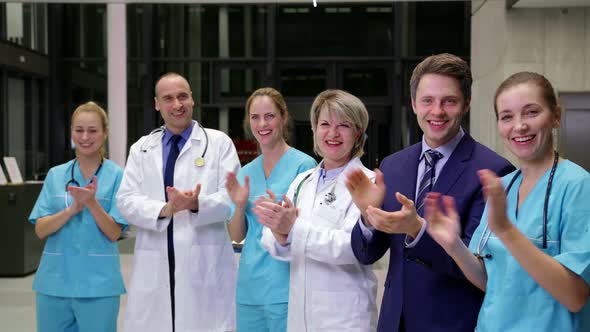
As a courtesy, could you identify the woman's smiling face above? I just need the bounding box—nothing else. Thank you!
[315,108,359,170]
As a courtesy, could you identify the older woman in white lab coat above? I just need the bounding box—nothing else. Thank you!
[256,90,378,332]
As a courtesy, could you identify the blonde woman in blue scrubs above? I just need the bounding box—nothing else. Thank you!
[29,102,127,332]
[425,72,590,331]
[226,87,316,331]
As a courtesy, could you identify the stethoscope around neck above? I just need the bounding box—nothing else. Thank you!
[292,165,339,208]
[64,158,103,207]
[140,121,209,166]
[475,150,559,259]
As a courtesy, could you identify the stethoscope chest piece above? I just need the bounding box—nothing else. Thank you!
[324,192,336,205]
[194,157,205,167]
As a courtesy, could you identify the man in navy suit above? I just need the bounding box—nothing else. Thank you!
[346,53,515,332]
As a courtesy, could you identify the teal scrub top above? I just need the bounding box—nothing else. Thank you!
[469,160,590,331]
[233,148,317,305]
[29,159,127,298]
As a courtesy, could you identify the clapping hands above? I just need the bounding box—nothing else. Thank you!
[253,189,298,245]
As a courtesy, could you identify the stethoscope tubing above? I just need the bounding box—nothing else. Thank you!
[64,158,103,207]
[476,150,559,259]
[140,122,209,161]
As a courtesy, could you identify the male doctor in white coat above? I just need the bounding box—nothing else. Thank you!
[117,72,240,332]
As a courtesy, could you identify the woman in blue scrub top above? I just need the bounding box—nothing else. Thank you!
[225,87,316,332]
[29,101,127,332]
[425,72,590,331]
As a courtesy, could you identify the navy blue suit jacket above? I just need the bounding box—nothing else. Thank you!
[351,134,515,332]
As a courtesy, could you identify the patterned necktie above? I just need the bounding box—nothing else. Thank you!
[416,149,443,216]
[164,134,181,330]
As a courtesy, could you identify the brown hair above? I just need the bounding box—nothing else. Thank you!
[71,101,109,158]
[243,87,289,141]
[410,53,472,101]
[493,71,560,119]
[310,89,368,159]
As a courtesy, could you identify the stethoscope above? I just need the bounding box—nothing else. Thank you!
[140,121,209,167]
[292,167,338,207]
[475,150,559,259]
[64,158,103,207]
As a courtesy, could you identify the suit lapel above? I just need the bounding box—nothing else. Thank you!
[398,144,421,201]
[432,133,475,195]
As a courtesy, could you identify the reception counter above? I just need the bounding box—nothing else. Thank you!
[0,182,44,276]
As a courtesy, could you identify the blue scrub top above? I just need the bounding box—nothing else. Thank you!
[469,160,590,331]
[29,159,127,298]
[233,148,316,305]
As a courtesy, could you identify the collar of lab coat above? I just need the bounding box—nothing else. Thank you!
[178,120,206,158]
[308,157,371,186]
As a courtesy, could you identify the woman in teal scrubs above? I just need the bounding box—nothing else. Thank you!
[425,72,590,331]
[29,102,127,332]
[226,87,316,331]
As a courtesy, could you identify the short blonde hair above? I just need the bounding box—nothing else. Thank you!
[310,90,368,159]
[71,101,109,158]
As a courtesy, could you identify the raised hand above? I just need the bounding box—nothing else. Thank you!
[478,169,511,235]
[364,192,423,237]
[345,168,386,216]
[424,192,461,251]
[225,172,249,209]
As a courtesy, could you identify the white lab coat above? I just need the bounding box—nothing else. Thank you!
[261,157,378,332]
[117,121,240,332]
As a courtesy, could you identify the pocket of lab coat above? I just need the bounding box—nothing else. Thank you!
[190,244,224,287]
[130,250,161,291]
[310,290,367,330]
[316,205,344,228]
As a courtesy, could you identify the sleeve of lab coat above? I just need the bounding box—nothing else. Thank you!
[189,131,240,227]
[116,141,169,232]
[260,226,292,261]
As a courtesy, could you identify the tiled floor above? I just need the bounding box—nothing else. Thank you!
[0,239,388,331]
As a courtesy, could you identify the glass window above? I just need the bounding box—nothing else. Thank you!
[3,75,49,180]
[149,4,267,59]
[218,66,262,98]
[276,4,393,57]
[63,4,107,58]
[342,67,389,97]
[201,107,219,130]
[280,68,326,97]
[226,6,267,58]
[4,3,47,53]
[227,107,245,139]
